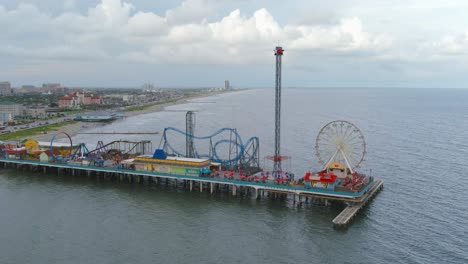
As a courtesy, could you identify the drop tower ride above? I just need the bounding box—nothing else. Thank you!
[273,46,284,174]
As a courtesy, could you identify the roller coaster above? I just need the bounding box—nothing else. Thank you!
[161,127,261,174]
[87,140,152,157]
[46,111,260,172]
[48,131,153,166]
[84,140,153,167]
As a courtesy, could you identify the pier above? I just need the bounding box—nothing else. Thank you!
[332,180,384,226]
[0,158,382,226]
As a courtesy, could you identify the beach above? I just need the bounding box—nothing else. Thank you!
[28,90,233,142]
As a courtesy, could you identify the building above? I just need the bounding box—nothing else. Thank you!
[304,171,338,190]
[142,83,156,92]
[74,112,114,122]
[18,85,40,94]
[5,147,27,159]
[0,82,12,96]
[58,94,77,108]
[58,91,102,108]
[133,155,212,176]
[38,150,61,162]
[224,80,230,90]
[41,83,66,94]
[121,95,135,102]
[25,107,46,118]
[0,101,24,118]
[131,149,218,177]
[0,113,12,122]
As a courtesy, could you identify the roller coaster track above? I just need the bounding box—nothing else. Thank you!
[162,127,259,166]
[87,140,152,155]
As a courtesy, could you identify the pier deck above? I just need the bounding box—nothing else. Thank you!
[332,180,384,226]
[0,158,383,226]
[0,158,374,199]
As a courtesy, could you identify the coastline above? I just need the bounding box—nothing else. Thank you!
[28,89,239,142]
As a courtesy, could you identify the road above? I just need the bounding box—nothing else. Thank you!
[1,116,72,134]
[0,93,192,136]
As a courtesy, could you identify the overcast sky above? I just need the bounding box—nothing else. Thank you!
[1,0,468,88]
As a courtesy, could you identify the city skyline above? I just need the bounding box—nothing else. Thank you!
[1,0,468,88]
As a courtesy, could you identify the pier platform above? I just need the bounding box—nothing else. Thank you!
[332,180,384,226]
[0,158,383,226]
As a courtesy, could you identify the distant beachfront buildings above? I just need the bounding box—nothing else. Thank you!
[59,91,102,108]
[19,85,40,94]
[41,83,66,94]
[0,82,69,95]
[0,101,23,122]
[0,82,12,96]
[0,102,47,121]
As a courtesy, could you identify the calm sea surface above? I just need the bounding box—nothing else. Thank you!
[1,88,467,263]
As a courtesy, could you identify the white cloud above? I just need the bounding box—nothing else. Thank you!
[165,0,215,25]
[87,0,134,28]
[126,11,167,36]
[0,0,392,66]
[432,32,468,55]
[63,0,76,10]
[288,17,382,52]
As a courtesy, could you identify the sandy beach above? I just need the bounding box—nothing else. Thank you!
[29,90,233,142]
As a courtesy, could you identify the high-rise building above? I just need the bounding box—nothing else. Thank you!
[224,80,230,90]
[0,82,12,96]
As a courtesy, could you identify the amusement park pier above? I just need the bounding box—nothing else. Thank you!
[0,47,383,227]
[0,157,383,226]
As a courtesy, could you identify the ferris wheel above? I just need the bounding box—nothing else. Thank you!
[315,120,366,172]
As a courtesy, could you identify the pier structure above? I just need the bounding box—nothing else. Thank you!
[0,158,382,226]
[333,180,384,226]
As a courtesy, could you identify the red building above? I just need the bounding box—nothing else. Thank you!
[58,92,102,108]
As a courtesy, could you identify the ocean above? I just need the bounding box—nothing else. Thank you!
[0,88,467,263]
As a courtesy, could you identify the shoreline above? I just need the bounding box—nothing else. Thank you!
[28,89,241,142]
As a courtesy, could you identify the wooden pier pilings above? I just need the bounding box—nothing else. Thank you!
[332,180,384,227]
[0,158,383,226]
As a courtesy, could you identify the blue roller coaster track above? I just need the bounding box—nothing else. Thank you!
[162,127,259,166]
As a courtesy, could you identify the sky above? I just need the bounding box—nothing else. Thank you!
[1,0,468,88]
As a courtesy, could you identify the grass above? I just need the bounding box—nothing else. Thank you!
[124,99,178,112]
[0,121,78,141]
[123,89,234,113]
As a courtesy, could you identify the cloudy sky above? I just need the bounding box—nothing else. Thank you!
[1,0,468,88]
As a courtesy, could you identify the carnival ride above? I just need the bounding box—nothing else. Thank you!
[315,120,366,173]
[45,136,153,167]
[85,140,153,167]
[49,132,86,163]
[161,127,260,174]
[302,120,371,192]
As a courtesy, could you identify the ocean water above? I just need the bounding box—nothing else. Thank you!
[0,88,467,263]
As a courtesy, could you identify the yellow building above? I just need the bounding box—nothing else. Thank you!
[133,155,212,176]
